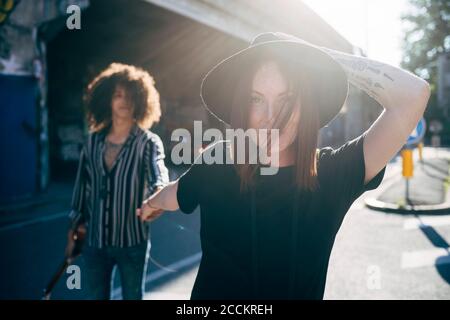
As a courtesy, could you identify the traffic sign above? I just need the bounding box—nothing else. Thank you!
[406,118,426,146]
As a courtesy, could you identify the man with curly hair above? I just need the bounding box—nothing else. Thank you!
[65,63,169,300]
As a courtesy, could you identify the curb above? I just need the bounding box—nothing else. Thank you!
[365,197,450,214]
[366,154,450,215]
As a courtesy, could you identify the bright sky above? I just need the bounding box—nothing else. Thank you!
[303,0,410,67]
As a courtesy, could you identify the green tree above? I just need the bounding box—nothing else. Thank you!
[401,0,450,141]
[401,0,449,85]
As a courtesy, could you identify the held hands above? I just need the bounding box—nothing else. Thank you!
[136,197,164,222]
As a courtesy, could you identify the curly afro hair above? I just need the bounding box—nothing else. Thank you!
[85,63,161,131]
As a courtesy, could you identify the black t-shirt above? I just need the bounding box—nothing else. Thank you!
[176,133,386,300]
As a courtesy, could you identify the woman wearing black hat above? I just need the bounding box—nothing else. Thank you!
[137,33,430,299]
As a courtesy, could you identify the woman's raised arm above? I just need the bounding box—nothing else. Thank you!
[323,48,431,184]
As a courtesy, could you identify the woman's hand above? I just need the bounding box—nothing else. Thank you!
[136,181,180,222]
[136,197,165,222]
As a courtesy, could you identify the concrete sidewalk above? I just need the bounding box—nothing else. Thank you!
[366,147,450,214]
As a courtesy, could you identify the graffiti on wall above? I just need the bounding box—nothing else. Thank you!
[0,0,19,25]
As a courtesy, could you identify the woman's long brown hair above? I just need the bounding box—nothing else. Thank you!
[230,47,320,193]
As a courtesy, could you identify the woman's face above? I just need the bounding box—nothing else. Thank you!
[111,85,134,121]
[248,61,300,152]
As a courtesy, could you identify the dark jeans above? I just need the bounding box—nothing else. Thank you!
[82,241,150,300]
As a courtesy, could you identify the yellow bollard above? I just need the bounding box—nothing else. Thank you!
[401,149,413,178]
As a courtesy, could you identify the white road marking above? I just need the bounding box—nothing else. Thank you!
[143,291,190,300]
[111,252,202,299]
[404,216,450,230]
[351,201,365,210]
[401,248,450,269]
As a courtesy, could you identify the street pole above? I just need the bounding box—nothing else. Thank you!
[401,148,413,206]
[405,178,410,205]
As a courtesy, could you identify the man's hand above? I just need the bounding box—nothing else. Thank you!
[65,223,86,258]
[136,198,164,222]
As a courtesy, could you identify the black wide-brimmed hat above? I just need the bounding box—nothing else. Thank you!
[200,32,349,128]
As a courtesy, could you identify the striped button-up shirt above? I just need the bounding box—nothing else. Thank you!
[69,124,169,248]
